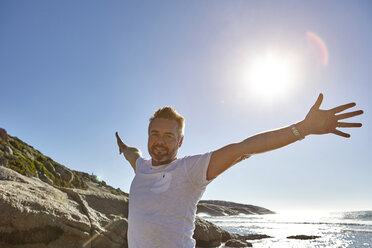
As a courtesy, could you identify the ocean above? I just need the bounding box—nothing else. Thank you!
[201,210,372,248]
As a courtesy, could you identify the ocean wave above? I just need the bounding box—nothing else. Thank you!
[342,228,372,234]
[197,213,211,218]
[341,211,372,221]
[234,220,372,227]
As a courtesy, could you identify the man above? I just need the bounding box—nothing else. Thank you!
[116,93,363,248]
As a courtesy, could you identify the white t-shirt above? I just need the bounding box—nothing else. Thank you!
[127,152,213,248]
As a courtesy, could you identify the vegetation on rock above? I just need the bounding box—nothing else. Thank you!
[0,131,127,196]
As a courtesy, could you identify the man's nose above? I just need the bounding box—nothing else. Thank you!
[154,135,166,145]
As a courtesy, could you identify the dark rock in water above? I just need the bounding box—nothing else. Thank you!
[232,233,273,240]
[197,200,275,216]
[221,228,232,242]
[194,216,231,247]
[287,235,321,240]
[225,239,252,247]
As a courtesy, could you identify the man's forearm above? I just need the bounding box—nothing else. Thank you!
[241,121,309,155]
[123,146,142,170]
[116,132,142,170]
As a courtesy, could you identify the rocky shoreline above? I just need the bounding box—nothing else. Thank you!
[197,200,275,216]
[0,128,320,247]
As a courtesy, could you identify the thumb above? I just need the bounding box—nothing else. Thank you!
[115,132,123,154]
[116,131,123,143]
[311,93,323,110]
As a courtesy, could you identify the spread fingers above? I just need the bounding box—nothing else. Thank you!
[337,122,363,128]
[336,110,364,120]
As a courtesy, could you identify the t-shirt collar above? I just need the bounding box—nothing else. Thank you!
[150,158,177,170]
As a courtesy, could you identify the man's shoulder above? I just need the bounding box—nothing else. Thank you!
[135,157,151,170]
[178,152,213,164]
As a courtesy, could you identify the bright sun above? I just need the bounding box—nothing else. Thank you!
[244,53,298,100]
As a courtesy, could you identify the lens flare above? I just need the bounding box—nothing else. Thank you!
[94,175,102,182]
[306,31,329,66]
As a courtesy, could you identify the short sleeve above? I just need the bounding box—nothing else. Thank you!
[135,157,147,173]
[184,152,213,188]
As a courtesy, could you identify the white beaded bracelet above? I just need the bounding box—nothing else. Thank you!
[291,124,304,140]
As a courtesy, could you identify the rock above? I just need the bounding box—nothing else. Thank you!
[225,239,252,247]
[38,171,54,185]
[4,145,13,155]
[193,216,230,247]
[55,164,74,183]
[233,233,272,240]
[0,166,91,248]
[44,161,56,173]
[197,200,275,216]
[0,157,7,167]
[0,166,129,248]
[0,128,9,143]
[287,235,321,240]
[23,149,34,160]
[197,203,236,216]
[221,228,232,242]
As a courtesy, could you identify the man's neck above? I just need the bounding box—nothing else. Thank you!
[152,157,177,166]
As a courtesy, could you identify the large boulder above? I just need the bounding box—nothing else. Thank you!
[55,164,74,184]
[225,239,252,247]
[0,166,129,248]
[194,216,231,247]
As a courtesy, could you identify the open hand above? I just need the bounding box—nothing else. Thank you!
[304,94,363,138]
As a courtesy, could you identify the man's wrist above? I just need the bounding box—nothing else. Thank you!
[295,121,310,138]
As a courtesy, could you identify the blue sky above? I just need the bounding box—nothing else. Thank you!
[1,0,370,212]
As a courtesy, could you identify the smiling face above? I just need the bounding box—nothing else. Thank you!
[148,118,183,166]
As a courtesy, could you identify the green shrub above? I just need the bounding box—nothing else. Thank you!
[9,139,22,150]
[35,154,47,163]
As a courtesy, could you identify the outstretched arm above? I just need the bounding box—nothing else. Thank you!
[207,94,363,180]
[115,132,142,171]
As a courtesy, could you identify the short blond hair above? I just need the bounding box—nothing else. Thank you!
[149,106,185,136]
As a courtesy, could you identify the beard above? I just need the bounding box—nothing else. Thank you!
[149,144,174,165]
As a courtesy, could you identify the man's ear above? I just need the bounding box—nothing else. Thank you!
[178,135,184,147]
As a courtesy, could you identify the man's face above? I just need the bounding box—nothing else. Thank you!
[148,118,183,166]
